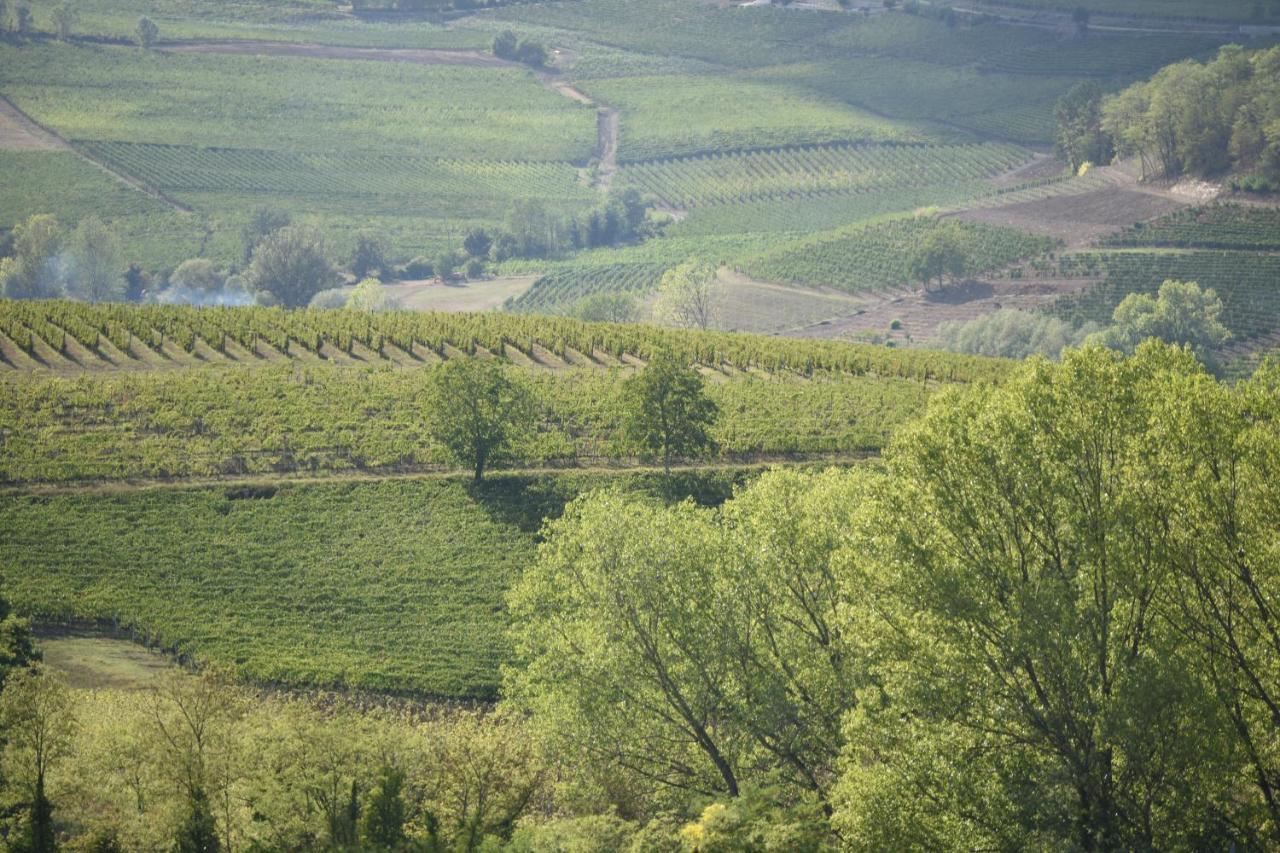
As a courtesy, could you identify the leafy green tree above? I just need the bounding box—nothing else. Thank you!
[433,249,458,282]
[515,40,548,68]
[1087,279,1230,363]
[360,765,406,851]
[2,214,62,300]
[425,358,533,482]
[492,30,518,60]
[1055,81,1112,172]
[136,16,158,48]
[247,225,334,308]
[938,308,1095,359]
[14,3,30,35]
[653,260,720,330]
[834,344,1246,851]
[168,258,224,294]
[907,222,968,292]
[1,666,76,853]
[0,592,38,691]
[65,216,123,302]
[463,228,492,259]
[570,292,638,324]
[349,232,388,280]
[175,787,220,853]
[619,350,717,473]
[346,277,389,313]
[240,207,291,265]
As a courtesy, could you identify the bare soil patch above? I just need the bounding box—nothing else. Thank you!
[381,276,537,313]
[788,277,1097,345]
[953,186,1187,247]
[0,97,70,151]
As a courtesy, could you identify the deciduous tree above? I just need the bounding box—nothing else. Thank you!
[247,225,334,308]
[425,358,533,482]
[619,350,717,472]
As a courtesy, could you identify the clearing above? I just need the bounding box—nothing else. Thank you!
[375,277,537,313]
[36,626,175,691]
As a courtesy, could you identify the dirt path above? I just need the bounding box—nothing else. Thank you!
[1,452,879,497]
[0,95,193,213]
[593,106,620,191]
[162,40,512,67]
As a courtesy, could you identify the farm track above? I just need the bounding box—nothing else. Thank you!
[161,40,619,193]
[0,97,70,151]
[0,95,193,213]
[0,452,880,498]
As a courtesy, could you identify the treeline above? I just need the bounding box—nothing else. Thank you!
[1057,45,1280,190]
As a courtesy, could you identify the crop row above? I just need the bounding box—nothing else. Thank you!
[82,142,595,203]
[616,142,1029,208]
[0,301,1010,382]
[1101,204,1280,251]
[0,359,941,484]
[1051,251,1280,341]
[511,263,669,313]
[740,218,1057,294]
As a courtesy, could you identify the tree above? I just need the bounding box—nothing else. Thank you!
[1087,279,1230,364]
[515,40,548,68]
[424,358,533,482]
[360,765,407,850]
[907,222,968,292]
[506,470,869,812]
[1055,81,1112,172]
[570,292,638,324]
[65,216,123,302]
[240,207,291,265]
[619,350,717,473]
[492,30,518,60]
[462,228,492,259]
[346,277,389,313]
[175,787,221,853]
[349,232,388,280]
[52,2,75,39]
[136,16,158,49]
[833,345,1245,850]
[0,591,38,690]
[938,308,1095,359]
[169,258,224,293]
[1,666,76,853]
[3,214,62,300]
[433,249,458,282]
[653,260,720,330]
[247,225,334,308]
[14,3,30,35]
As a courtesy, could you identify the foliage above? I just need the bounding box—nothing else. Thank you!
[64,216,124,303]
[1103,45,1280,182]
[1101,203,1280,251]
[350,232,389,280]
[1,666,76,853]
[135,15,156,48]
[1054,81,1112,172]
[653,260,720,330]
[937,308,1094,359]
[506,468,869,813]
[568,292,638,324]
[1086,279,1230,363]
[619,351,718,471]
[347,277,390,313]
[360,765,407,850]
[425,357,535,481]
[2,214,62,301]
[246,225,335,309]
[906,220,969,291]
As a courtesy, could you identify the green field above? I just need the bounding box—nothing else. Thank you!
[0,473,743,697]
[1101,204,1280,251]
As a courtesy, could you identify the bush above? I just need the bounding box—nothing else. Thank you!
[400,256,433,279]
[464,258,486,280]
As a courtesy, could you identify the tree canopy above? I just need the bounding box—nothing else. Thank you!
[619,350,718,472]
[425,359,533,481]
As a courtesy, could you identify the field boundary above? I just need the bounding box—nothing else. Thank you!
[0,452,879,497]
[0,95,194,213]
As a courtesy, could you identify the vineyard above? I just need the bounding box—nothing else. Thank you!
[740,218,1057,293]
[511,263,668,314]
[579,73,929,163]
[615,142,1030,209]
[1100,204,1280,251]
[0,473,748,697]
[1049,251,1280,343]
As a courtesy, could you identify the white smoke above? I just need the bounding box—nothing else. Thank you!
[155,284,258,307]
